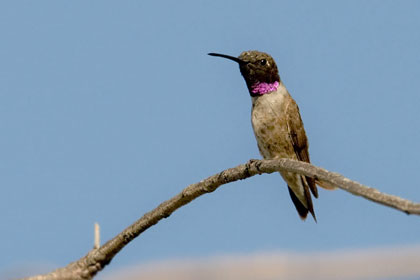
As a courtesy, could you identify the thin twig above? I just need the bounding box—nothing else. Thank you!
[93,223,100,250]
[22,159,420,280]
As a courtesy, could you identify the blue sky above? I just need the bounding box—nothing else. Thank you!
[1,0,420,278]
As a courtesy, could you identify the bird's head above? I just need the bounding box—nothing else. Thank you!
[209,50,280,96]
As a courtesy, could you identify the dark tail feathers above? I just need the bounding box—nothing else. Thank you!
[288,185,317,222]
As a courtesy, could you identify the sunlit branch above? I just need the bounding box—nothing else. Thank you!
[22,159,420,280]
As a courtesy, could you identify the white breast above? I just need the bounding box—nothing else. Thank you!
[251,82,288,126]
[250,82,291,159]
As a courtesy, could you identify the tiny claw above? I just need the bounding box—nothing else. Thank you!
[248,158,260,164]
[247,159,262,173]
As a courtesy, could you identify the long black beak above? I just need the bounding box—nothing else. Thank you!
[208,53,247,65]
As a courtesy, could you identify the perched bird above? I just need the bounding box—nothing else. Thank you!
[209,50,330,221]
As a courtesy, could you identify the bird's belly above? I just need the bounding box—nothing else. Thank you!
[251,113,294,160]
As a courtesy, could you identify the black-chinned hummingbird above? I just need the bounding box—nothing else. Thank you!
[209,50,332,221]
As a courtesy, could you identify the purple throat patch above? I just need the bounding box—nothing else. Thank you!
[251,81,279,95]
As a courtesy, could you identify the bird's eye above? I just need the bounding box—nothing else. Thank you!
[260,59,267,66]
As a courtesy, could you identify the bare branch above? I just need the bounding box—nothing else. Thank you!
[22,159,420,280]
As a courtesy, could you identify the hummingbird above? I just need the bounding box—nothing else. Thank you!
[209,50,329,221]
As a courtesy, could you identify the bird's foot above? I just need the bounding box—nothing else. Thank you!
[247,158,262,173]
